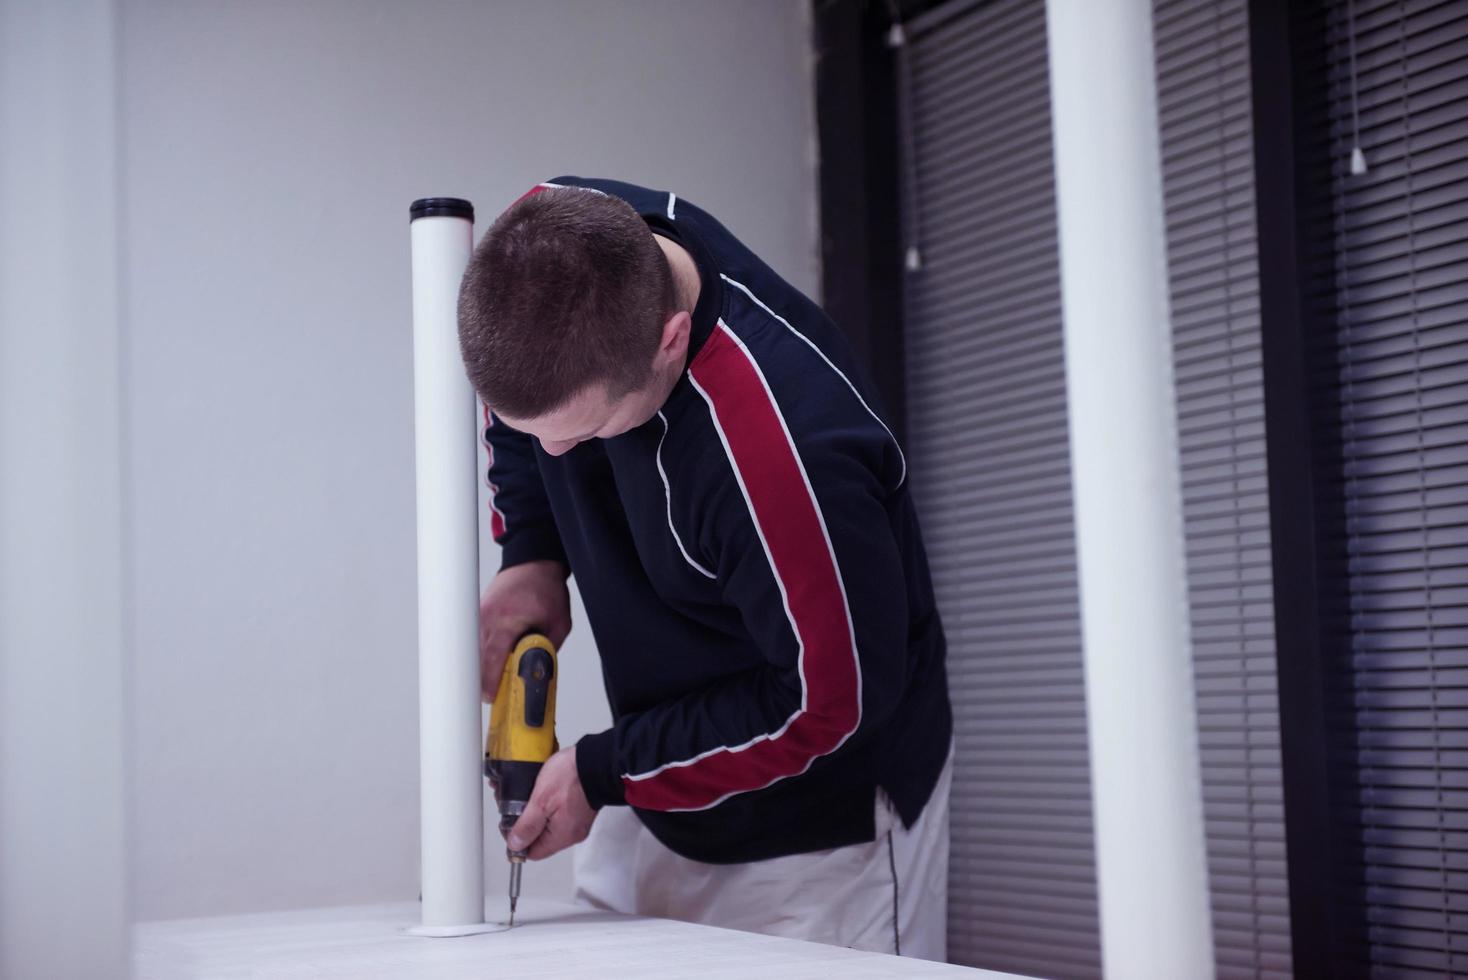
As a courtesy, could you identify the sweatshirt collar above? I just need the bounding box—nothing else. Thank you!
[645,215,721,370]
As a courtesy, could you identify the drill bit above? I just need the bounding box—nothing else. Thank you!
[508,856,523,927]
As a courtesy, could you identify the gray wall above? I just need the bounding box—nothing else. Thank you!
[122,0,818,920]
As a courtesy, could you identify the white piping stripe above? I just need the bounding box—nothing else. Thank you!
[538,181,607,196]
[720,320,863,733]
[627,370,805,811]
[720,274,907,488]
[623,320,863,811]
[487,484,507,532]
[480,406,508,533]
[666,192,677,220]
[690,354,810,711]
[655,411,716,580]
[623,699,802,780]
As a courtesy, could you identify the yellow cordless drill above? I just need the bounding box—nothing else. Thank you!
[484,633,559,927]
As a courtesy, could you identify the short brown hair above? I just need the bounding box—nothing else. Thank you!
[457,187,674,419]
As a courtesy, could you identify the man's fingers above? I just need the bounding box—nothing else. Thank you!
[525,822,566,862]
[546,614,573,652]
[480,626,517,701]
[507,795,547,854]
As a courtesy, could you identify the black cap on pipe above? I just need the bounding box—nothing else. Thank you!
[409,198,474,222]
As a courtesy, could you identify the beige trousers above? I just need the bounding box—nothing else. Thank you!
[572,746,953,962]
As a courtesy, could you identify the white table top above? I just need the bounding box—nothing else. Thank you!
[135,897,1031,979]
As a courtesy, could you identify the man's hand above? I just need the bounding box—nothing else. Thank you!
[480,559,571,702]
[506,746,596,861]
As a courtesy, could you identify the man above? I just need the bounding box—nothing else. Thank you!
[458,177,953,959]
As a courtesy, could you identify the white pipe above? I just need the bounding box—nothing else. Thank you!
[408,200,485,931]
[1044,2,1215,977]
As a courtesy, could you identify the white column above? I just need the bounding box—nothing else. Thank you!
[408,201,487,931]
[0,1,130,976]
[1044,2,1215,977]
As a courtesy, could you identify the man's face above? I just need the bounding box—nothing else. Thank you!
[495,382,661,457]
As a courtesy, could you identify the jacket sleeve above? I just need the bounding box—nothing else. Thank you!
[481,402,567,570]
[574,328,908,812]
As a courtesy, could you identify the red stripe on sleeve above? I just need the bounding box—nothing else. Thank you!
[481,402,506,541]
[622,322,861,811]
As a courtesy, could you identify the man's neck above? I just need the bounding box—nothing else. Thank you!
[654,234,701,316]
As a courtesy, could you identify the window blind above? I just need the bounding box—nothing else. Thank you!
[1304,0,1468,974]
[900,0,1294,976]
[900,0,1101,976]
[1154,1,1295,975]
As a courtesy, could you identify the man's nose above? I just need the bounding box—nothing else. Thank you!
[541,438,578,456]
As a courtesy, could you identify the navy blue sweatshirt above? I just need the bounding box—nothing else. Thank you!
[483,176,952,864]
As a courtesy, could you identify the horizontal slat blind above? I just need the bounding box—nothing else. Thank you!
[1153,2,1296,977]
[1310,0,1468,975]
[901,1,1101,977]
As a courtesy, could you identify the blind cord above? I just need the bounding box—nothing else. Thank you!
[1348,0,1369,174]
[885,0,924,272]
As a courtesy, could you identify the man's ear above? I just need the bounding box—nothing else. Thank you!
[657,310,692,368]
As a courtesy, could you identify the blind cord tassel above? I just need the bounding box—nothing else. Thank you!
[1348,0,1369,174]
